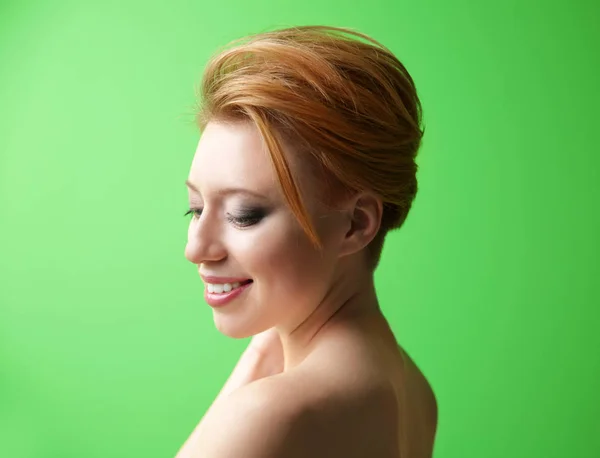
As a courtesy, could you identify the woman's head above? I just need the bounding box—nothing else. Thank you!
[193,25,423,270]
[185,26,423,337]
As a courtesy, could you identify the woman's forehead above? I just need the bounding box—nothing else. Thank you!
[189,120,336,214]
[190,121,278,196]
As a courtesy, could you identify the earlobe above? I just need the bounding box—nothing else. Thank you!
[339,193,383,258]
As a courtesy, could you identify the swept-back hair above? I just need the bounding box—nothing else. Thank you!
[194,25,424,269]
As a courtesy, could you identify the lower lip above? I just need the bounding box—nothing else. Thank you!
[204,281,252,307]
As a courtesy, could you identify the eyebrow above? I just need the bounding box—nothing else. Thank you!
[185,179,268,200]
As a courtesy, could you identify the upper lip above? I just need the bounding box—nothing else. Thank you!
[200,274,252,284]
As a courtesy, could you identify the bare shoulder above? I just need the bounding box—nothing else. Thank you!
[187,327,437,458]
[191,369,398,458]
[189,375,316,458]
[292,326,438,458]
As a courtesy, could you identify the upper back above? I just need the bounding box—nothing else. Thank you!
[177,318,438,458]
[285,321,439,458]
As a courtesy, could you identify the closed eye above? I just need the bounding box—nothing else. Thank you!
[226,208,266,227]
[184,207,266,226]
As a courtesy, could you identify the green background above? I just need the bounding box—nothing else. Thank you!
[1,1,598,457]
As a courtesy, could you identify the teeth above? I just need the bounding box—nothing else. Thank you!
[207,281,243,294]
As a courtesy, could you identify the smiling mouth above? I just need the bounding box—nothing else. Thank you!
[206,279,253,294]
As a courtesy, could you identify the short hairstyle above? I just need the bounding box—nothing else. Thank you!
[194,25,424,270]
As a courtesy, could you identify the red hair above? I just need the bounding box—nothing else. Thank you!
[194,25,424,269]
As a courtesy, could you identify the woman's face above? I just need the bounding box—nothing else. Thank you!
[184,120,348,338]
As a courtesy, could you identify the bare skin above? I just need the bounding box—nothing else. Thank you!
[301,310,439,458]
[175,286,438,457]
[178,120,438,457]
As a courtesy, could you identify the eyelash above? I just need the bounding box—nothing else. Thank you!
[183,208,264,227]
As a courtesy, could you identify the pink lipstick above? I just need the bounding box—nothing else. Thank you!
[203,279,253,307]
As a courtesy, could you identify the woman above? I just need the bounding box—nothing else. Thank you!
[177,25,438,458]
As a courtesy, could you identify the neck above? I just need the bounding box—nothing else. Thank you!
[278,269,385,371]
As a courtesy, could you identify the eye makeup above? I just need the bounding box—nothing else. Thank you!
[184,206,268,227]
[226,207,267,227]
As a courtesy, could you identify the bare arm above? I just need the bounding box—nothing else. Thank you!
[174,329,283,457]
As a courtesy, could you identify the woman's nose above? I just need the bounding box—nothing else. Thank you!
[184,217,226,264]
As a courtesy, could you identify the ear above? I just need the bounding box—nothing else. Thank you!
[338,192,383,258]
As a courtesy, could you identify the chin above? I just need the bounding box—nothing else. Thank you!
[213,316,259,339]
